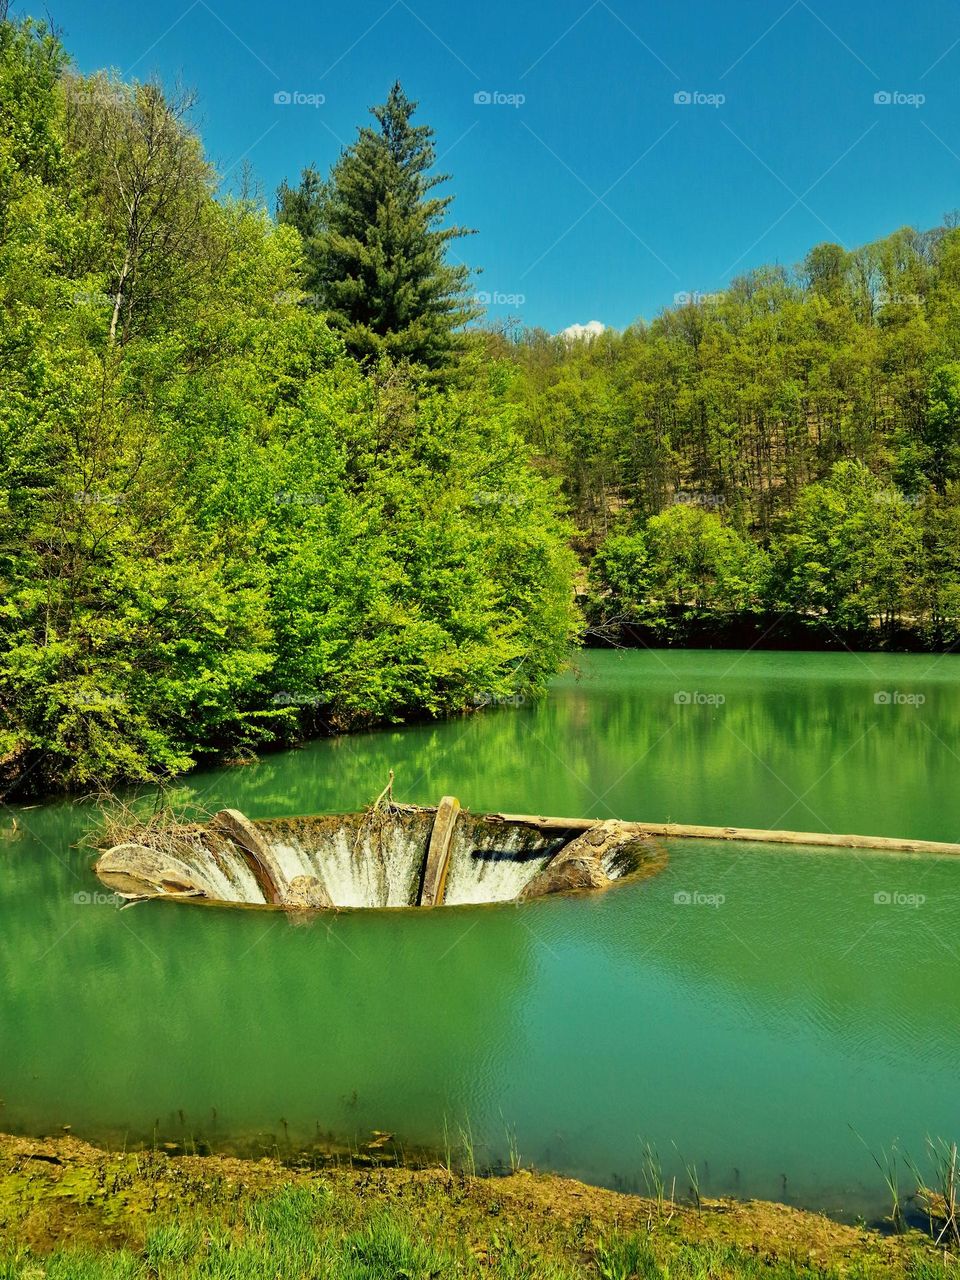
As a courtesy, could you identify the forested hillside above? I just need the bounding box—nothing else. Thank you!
[0,18,576,796]
[494,230,960,645]
[4,11,960,799]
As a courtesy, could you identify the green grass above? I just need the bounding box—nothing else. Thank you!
[1,1183,956,1280]
[1,1134,957,1280]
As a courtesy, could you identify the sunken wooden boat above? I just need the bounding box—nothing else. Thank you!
[93,798,668,911]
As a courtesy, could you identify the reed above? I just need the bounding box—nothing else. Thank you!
[499,1111,521,1174]
[457,1117,477,1179]
[638,1140,676,1226]
[672,1143,702,1215]
[439,1114,479,1179]
[852,1131,905,1233]
[908,1138,960,1248]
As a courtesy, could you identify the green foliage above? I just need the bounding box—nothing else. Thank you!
[919,363,960,493]
[501,215,960,648]
[10,5,960,793]
[586,462,960,643]
[256,358,577,731]
[595,1234,661,1280]
[589,506,769,638]
[0,20,577,796]
[278,82,478,368]
[769,461,922,632]
[913,486,960,644]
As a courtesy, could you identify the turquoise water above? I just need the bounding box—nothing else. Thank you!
[1,650,958,1217]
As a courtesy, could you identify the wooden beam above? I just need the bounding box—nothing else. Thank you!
[211,808,288,904]
[484,813,960,857]
[419,796,460,906]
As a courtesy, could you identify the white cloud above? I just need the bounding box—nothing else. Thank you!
[559,320,605,342]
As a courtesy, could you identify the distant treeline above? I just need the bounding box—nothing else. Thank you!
[488,229,960,647]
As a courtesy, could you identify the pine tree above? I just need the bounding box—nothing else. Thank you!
[279,83,477,367]
[275,164,327,302]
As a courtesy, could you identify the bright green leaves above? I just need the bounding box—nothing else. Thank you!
[589,507,768,639]
[0,23,577,796]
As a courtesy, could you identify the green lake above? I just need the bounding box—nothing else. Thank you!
[1,650,958,1218]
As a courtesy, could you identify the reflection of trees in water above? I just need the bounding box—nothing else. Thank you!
[5,651,959,1174]
[163,709,554,820]
[527,675,960,838]
[52,651,960,843]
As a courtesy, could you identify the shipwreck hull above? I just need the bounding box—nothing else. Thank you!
[93,801,666,911]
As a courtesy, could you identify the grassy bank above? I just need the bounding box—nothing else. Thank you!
[0,1134,954,1279]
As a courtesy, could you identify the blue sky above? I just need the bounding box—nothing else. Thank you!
[40,0,960,332]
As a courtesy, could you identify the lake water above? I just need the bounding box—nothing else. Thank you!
[1,650,958,1218]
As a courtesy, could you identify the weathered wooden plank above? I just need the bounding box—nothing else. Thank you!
[419,796,460,906]
[211,808,296,906]
[484,813,960,856]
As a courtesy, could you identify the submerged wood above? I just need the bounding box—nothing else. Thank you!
[211,809,284,905]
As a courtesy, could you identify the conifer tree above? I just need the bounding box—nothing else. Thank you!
[279,83,477,367]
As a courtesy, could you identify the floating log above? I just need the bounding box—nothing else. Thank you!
[418,795,460,907]
[487,814,960,857]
